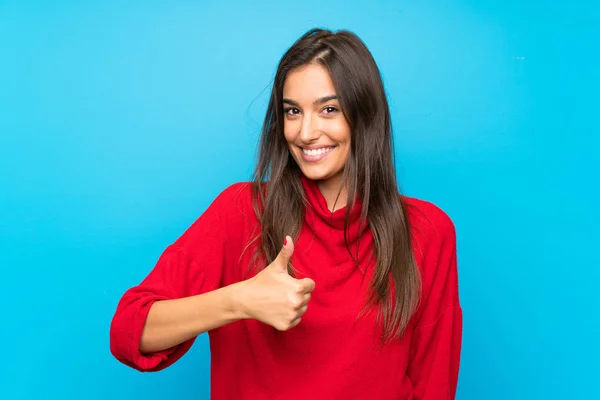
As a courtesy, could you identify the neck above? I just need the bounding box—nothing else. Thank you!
[317,175,348,212]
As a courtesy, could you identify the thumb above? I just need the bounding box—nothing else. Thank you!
[272,235,294,273]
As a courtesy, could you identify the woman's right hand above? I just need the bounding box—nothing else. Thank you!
[238,235,315,331]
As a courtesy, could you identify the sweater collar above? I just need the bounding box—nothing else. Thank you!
[299,174,364,231]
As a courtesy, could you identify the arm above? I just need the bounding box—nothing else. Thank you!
[139,281,246,354]
[109,183,314,371]
[109,184,242,372]
[136,236,314,355]
[407,210,463,399]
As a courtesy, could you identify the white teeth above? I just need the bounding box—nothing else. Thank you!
[303,147,334,156]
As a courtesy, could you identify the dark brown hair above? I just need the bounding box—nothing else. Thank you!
[250,28,420,342]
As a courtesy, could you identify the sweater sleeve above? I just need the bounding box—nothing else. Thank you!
[407,208,463,399]
[109,183,247,372]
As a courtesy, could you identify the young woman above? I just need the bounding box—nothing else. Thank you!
[110,28,462,399]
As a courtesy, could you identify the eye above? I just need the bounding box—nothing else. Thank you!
[284,107,301,115]
[322,106,339,114]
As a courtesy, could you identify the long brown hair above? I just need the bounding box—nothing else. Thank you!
[250,28,420,342]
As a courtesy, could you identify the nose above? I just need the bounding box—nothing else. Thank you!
[299,112,321,143]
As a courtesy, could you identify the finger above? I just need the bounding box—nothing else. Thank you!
[272,235,294,273]
[289,317,302,328]
[289,295,304,309]
[297,277,316,293]
[297,304,308,316]
[302,292,311,303]
[291,294,309,310]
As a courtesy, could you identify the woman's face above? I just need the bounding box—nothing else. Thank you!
[282,64,351,188]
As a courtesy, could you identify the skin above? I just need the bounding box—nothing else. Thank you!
[140,235,312,353]
[139,64,354,353]
[282,63,352,211]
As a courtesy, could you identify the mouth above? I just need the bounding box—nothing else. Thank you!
[300,145,337,162]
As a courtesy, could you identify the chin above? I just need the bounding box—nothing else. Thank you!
[291,150,343,182]
[298,165,335,182]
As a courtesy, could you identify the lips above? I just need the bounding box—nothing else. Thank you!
[302,146,335,156]
[300,145,337,162]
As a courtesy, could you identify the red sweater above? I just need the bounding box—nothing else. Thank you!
[110,176,462,399]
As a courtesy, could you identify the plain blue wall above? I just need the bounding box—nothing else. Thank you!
[1,1,598,399]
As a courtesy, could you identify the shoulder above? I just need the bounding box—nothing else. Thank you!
[207,181,255,214]
[175,182,256,247]
[401,195,461,328]
[400,195,457,260]
[215,181,254,200]
[402,195,455,240]
[165,182,258,262]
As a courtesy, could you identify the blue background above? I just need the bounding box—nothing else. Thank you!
[1,1,598,399]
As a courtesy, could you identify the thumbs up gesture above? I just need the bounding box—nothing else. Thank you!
[239,235,315,331]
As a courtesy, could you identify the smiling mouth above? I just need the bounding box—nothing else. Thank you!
[302,146,336,156]
[299,145,337,163]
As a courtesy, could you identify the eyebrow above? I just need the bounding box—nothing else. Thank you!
[282,95,338,107]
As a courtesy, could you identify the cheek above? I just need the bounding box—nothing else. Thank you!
[283,120,297,143]
[339,141,351,163]
[323,117,351,143]
[283,127,299,156]
[332,122,351,161]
